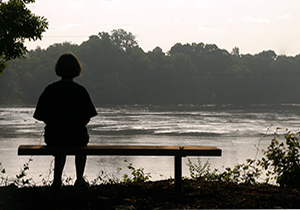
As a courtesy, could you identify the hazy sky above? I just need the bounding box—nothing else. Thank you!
[25,0,300,56]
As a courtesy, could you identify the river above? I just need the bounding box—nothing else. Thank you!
[1,104,300,185]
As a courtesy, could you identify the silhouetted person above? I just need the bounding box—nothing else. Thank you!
[33,52,97,188]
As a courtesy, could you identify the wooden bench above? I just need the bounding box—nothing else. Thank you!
[18,145,222,192]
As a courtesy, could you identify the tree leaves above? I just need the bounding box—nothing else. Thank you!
[0,0,48,74]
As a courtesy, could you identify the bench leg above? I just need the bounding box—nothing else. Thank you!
[174,155,182,193]
[53,155,62,189]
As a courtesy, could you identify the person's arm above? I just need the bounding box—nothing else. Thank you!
[33,87,49,123]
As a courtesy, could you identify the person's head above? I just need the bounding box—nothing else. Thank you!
[55,52,82,79]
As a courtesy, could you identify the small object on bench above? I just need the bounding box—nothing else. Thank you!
[18,145,222,192]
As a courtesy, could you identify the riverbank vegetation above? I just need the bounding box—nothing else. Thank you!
[1,29,300,105]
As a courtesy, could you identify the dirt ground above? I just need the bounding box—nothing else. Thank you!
[1,179,300,209]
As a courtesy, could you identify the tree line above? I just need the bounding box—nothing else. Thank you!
[1,29,300,106]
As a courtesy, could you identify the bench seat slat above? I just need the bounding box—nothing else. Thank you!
[18,145,222,157]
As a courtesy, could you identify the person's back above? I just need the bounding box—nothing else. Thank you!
[34,80,96,146]
[33,52,97,188]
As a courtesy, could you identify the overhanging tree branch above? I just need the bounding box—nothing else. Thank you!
[0,0,48,75]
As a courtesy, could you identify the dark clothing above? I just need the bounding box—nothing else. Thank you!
[33,80,97,147]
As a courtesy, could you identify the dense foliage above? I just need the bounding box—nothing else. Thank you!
[0,0,48,74]
[1,29,300,105]
[259,131,300,187]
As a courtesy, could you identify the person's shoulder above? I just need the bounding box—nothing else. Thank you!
[43,81,60,91]
[73,81,87,90]
[47,80,88,92]
[47,80,61,87]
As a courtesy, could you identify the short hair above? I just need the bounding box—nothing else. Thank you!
[55,52,82,79]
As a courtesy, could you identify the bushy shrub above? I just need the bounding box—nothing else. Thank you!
[188,129,300,187]
[258,131,300,187]
[187,158,261,185]
[121,159,151,183]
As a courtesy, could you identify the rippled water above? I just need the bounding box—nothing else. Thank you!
[1,105,300,184]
